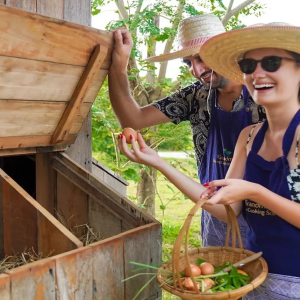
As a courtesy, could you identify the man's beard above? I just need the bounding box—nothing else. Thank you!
[200,71,229,89]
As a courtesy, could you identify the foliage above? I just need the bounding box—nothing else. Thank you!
[91,0,265,212]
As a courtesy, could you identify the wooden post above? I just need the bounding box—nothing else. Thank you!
[64,0,93,172]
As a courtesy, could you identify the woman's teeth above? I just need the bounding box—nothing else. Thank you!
[254,84,275,90]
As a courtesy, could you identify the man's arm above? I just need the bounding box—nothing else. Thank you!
[108,28,170,130]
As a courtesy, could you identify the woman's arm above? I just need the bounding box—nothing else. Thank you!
[202,125,257,220]
[118,132,228,218]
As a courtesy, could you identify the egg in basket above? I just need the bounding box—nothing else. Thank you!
[157,199,268,300]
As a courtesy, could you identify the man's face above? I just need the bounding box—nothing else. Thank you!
[182,54,229,89]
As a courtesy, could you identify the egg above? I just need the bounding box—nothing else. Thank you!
[237,269,249,276]
[199,262,214,275]
[183,264,201,277]
[122,127,137,144]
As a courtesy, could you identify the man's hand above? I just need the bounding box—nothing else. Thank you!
[111,28,133,70]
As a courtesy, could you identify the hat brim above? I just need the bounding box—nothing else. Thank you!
[145,44,202,63]
[200,26,300,84]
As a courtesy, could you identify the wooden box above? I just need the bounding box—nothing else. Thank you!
[0,5,162,300]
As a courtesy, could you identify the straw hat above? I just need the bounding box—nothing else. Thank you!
[200,23,300,84]
[146,14,225,63]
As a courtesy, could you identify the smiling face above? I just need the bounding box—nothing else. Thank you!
[182,54,229,89]
[243,48,300,107]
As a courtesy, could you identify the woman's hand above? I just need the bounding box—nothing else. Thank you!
[118,132,164,168]
[202,179,257,205]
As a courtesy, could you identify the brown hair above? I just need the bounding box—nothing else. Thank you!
[286,50,300,101]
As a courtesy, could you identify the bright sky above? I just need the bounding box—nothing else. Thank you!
[92,0,300,79]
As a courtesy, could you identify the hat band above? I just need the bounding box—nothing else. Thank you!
[181,36,212,48]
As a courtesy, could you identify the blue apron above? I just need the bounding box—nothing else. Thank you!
[198,86,251,247]
[243,109,300,298]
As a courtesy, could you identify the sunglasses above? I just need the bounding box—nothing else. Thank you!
[238,56,297,74]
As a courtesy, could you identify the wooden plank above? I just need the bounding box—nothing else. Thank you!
[1,171,38,255]
[37,0,63,18]
[0,101,90,137]
[0,134,76,150]
[56,172,88,238]
[56,153,157,224]
[6,258,55,300]
[36,153,56,213]
[5,0,36,11]
[123,224,161,300]
[53,154,158,226]
[91,236,124,299]
[51,156,141,228]
[0,145,67,157]
[0,274,10,300]
[0,5,113,69]
[51,45,108,144]
[0,56,107,102]
[0,168,82,256]
[89,199,122,239]
[63,0,93,172]
[55,246,93,300]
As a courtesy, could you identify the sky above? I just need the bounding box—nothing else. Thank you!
[92,0,300,79]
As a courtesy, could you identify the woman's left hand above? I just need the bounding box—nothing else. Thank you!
[202,179,257,205]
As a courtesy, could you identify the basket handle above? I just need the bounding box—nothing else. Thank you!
[172,199,243,294]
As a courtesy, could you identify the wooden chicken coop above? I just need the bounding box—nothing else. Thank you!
[0,2,162,300]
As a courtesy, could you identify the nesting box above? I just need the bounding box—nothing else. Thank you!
[0,4,162,300]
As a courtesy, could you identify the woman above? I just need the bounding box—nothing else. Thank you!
[118,23,300,299]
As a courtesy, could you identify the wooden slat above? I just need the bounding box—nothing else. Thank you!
[51,45,108,144]
[1,171,38,255]
[36,154,56,213]
[55,246,93,300]
[0,5,113,69]
[51,156,142,228]
[124,224,161,300]
[0,274,10,300]
[0,56,107,102]
[0,134,76,150]
[63,0,93,172]
[6,258,56,300]
[0,101,91,137]
[37,0,63,18]
[55,153,158,224]
[91,236,125,299]
[5,0,36,11]
[56,172,88,237]
[0,145,67,157]
[0,168,83,256]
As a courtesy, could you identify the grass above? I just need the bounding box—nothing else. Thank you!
[126,158,201,300]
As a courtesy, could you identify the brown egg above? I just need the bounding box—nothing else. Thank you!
[122,127,137,144]
[237,269,249,276]
[183,264,201,277]
[199,262,214,275]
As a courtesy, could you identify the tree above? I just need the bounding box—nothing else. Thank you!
[91,0,265,216]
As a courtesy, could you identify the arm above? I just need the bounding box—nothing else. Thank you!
[118,132,207,203]
[202,125,255,220]
[108,28,170,129]
[205,125,300,229]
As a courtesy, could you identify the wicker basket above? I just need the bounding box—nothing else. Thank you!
[157,199,268,300]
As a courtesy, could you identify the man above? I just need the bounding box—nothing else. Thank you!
[108,14,266,247]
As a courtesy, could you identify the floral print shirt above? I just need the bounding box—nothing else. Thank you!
[152,80,266,167]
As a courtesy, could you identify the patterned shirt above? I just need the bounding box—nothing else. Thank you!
[152,81,266,167]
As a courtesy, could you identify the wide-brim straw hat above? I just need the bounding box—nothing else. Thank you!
[200,23,300,84]
[146,14,225,63]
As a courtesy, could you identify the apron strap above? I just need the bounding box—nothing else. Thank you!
[242,85,250,107]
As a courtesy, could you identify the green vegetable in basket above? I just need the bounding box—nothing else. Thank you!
[197,258,206,266]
